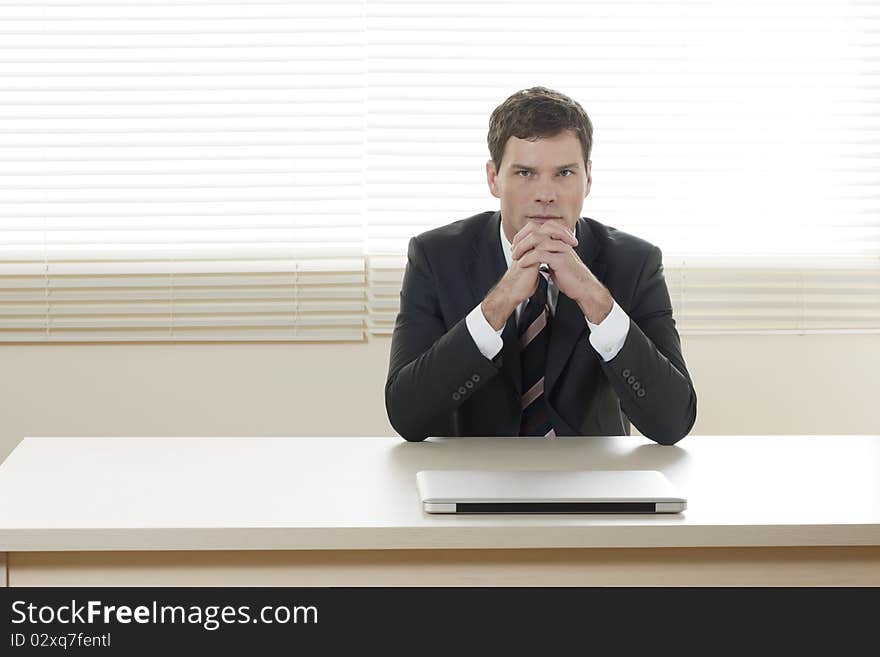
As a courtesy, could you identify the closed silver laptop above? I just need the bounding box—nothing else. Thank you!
[417,469,686,514]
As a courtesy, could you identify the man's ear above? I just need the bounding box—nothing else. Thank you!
[486,160,501,199]
[584,159,592,198]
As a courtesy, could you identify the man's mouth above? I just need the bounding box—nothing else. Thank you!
[528,215,563,221]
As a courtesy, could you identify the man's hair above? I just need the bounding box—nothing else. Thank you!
[487,86,593,171]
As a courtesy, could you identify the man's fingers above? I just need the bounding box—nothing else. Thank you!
[511,221,539,249]
[517,249,543,268]
[536,222,578,246]
[513,220,576,244]
[518,247,562,269]
[511,233,542,260]
[515,250,540,269]
[512,236,574,260]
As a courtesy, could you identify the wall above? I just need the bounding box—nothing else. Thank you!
[0,334,877,464]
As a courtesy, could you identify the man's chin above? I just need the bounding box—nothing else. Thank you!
[526,216,573,229]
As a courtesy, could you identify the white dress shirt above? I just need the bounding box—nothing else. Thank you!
[465,219,630,362]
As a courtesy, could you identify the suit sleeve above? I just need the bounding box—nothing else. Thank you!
[385,236,503,441]
[601,246,697,445]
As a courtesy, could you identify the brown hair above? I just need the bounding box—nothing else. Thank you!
[487,86,593,171]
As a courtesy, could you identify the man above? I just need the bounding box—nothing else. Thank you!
[385,87,697,445]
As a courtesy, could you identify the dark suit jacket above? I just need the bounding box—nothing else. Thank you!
[385,211,697,445]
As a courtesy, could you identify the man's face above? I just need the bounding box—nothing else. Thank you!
[486,130,592,242]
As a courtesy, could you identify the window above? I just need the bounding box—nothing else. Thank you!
[2,1,877,341]
[0,0,366,341]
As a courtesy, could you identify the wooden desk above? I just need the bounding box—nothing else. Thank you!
[0,435,878,586]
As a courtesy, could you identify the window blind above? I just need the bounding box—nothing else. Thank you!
[0,0,366,341]
[1,1,877,341]
[365,0,880,335]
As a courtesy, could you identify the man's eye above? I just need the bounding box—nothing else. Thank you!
[559,169,573,177]
[516,170,531,177]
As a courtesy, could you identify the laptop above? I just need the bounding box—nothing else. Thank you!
[416,469,686,514]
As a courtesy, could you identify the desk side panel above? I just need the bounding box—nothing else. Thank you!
[7,547,880,587]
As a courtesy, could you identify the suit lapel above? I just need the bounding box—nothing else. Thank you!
[499,312,522,396]
[464,211,521,397]
[545,218,606,396]
[464,211,506,312]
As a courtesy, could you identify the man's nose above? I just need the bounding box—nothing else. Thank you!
[534,184,557,205]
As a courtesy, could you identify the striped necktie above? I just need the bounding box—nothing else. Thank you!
[518,269,555,438]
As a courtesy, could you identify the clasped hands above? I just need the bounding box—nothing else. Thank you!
[481,221,613,331]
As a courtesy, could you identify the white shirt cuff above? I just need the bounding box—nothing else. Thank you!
[586,299,630,362]
[466,303,504,360]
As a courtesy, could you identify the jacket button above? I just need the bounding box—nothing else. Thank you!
[465,380,474,389]
[637,389,646,398]
[633,381,640,391]
[627,375,636,385]
[471,374,480,382]
[622,369,631,378]
[452,392,460,401]
[458,386,467,395]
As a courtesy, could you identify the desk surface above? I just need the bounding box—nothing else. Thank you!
[0,435,878,551]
